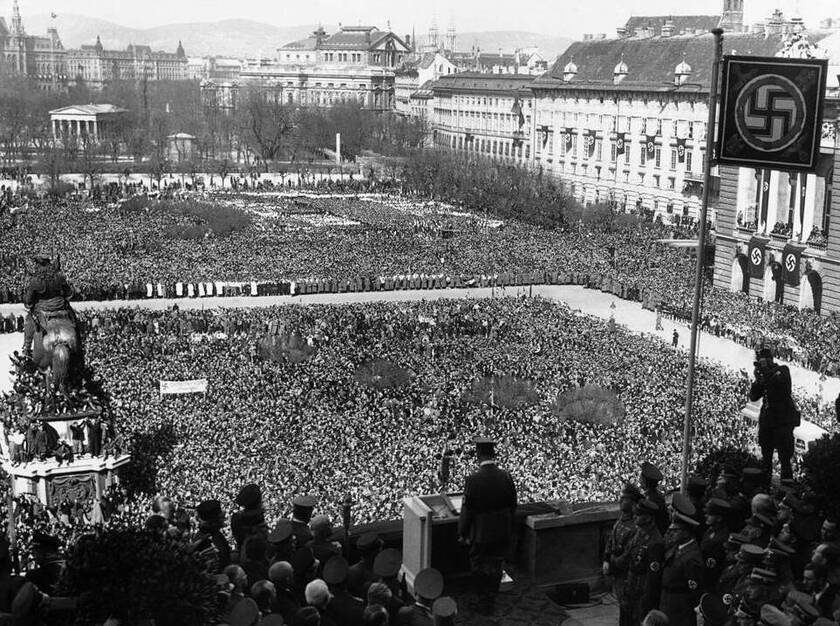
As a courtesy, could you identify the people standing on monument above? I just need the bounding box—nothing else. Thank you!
[457,436,517,616]
[750,347,799,479]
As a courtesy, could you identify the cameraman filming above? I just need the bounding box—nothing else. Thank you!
[749,347,799,480]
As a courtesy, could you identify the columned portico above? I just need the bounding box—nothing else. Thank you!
[48,104,126,144]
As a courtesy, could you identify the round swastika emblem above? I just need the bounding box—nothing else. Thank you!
[751,248,762,266]
[677,145,685,157]
[734,74,807,152]
[785,253,796,273]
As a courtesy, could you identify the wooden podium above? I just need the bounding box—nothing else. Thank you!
[402,493,469,593]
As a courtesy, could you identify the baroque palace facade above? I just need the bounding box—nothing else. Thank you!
[421,3,840,224]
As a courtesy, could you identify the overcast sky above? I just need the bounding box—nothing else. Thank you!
[15,0,840,37]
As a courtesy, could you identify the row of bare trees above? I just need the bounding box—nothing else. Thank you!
[0,76,428,184]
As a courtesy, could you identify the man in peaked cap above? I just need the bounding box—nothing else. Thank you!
[373,547,405,603]
[323,556,364,626]
[231,483,267,553]
[641,462,669,535]
[695,593,728,626]
[623,498,665,625]
[398,567,443,626]
[604,482,642,626]
[660,493,703,626]
[688,476,710,536]
[191,499,231,569]
[701,498,732,592]
[268,519,296,565]
[347,532,382,599]
[744,494,777,549]
[750,346,798,479]
[458,436,517,616]
[307,515,343,576]
[292,495,318,547]
[717,543,765,610]
[432,596,457,626]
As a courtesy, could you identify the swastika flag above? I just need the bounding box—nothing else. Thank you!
[717,55,827,171]
[781,243,805,286]
[747,236,767,279]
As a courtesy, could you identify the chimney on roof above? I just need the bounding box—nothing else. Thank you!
[617,25,627,38]
[405,34,411,48]
[661,19,675,37]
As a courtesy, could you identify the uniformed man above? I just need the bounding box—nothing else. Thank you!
[267,519,296,565]
[641,462,669,535]
[306,515,343,576]
[604,482,642,626]
[25,532,65,595]
[431,596,457,626]
[623,498,665,624]
[397,567,443,626]
[323,556,365,626]
[457,436,517,616]
[717,544,765,613]
[712,466,748,532]
[347,532,382,599]
[660,493,703,626]
[701,498,732,591]
[373,548,406,604]
[191,499,232,570]
[291,495,318,547]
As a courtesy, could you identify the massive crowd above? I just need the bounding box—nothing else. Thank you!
[0,298,837,623]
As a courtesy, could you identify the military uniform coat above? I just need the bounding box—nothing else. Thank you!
[659,537,703,626]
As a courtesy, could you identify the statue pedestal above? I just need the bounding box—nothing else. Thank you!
[2,454,131,505]
[0,410,131,506]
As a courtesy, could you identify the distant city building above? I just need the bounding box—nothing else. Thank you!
[187,56,242,81]
[230,25,411,111]
[67,36,187,90]
[395,52,456,116]
[49,104,128,143]
[430,72,534,164]
[0,0,67,90]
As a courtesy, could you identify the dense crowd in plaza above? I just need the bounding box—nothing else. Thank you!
[0,298,838,623]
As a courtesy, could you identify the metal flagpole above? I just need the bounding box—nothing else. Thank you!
[680,28,723,492]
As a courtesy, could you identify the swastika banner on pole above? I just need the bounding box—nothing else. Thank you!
[717,55,827,171]
[781,243,805,286]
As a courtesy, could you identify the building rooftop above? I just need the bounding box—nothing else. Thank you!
[534,31,832,91]
[622,14,722,37]
[49,104,128,116]
[432,72,535,93]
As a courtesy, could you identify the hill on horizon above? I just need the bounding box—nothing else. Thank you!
[23,14,571,61]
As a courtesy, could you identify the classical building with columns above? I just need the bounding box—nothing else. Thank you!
[49,104,128,143]
[713,98,840,315]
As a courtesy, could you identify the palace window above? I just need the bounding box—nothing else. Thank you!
[654,148,662,169]
[686,151,693,173]
[640,145,646,166]
[610,141,617,163]
[670,149,677,171]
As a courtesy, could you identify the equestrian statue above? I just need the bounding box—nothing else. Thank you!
[22,255,83,395]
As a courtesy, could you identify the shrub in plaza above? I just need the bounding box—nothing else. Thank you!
[802,433,840,521]
[552,385,626,426]
[693,446,762,486]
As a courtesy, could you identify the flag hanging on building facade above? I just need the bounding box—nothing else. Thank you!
[781,243,805,286]
[645,135,657,155]
[747,236,768,278]
[676,137,687,163]
[616,132,626,155]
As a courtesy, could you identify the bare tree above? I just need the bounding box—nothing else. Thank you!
[237,86,295,162]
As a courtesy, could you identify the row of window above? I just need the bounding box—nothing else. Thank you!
[537,114,703,140]
[435,132,530,159]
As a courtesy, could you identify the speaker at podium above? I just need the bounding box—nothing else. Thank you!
[402,492,471,592]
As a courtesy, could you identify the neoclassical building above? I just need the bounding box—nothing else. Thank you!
[236,25,412,111]
[0,1,67,90]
